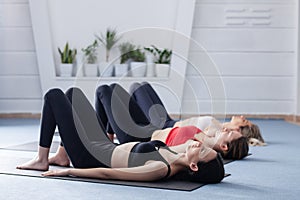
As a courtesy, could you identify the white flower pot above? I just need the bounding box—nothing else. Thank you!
[59,63,74,77]
[84,63,99,77]
[146,54,155,77]
[130,62,147,77]
[155,64,170,77]
[99,62,113,77]
[114,63,129,77]
[146,63,155,77]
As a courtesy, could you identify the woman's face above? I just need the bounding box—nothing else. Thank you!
[186,140,217,163]
[230,116,252,127]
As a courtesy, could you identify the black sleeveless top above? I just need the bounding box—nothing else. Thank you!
[128,140,176,179]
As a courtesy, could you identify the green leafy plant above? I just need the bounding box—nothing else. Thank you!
[144,45,172,64]
[95,28,121,62]
[58,42,77,64]
[130,47,146,62]
[118,42,135,64]
[118,42,145,63]
[82,40,99,64]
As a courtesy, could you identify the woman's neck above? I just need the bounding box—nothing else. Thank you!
[169,152,190,170]
[159,148,186,166]
[194,132,218,149]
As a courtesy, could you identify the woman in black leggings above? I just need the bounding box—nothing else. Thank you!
[95,83,249,160]
[17,87,224,183]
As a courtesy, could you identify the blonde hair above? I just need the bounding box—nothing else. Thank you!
[240,124,266,146]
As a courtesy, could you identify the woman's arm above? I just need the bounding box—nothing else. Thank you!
[203,118,223,137]
[174,116,215,130]
[42,161,168,182]
[174,117,198,127]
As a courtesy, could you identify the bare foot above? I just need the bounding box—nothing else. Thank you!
[16,157,49,171]
[49,155,70,167]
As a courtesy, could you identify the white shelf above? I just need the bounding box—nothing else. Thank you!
[55,77,170,81]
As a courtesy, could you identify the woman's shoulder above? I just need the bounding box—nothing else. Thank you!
[151,128,172,141]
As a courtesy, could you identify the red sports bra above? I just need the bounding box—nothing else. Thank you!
[165,126,202,146]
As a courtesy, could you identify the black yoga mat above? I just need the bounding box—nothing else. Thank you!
[0,156,230,191]
[1,141,239,164]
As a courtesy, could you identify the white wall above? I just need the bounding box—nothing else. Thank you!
[182,0,298,115]
[297,0,300,117]
[1,0,299,116]
[29,0,195,114]
[48,0,178,59]
[0,0,42,114]
[297,61,300,116]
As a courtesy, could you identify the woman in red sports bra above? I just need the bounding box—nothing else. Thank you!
[93,83,249,160]
[151,125,245,160]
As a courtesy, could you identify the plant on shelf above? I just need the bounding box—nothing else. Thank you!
[118,42,135,64]
[82,40,99,64]
[95,28,121,62]
[144,45,172,64]
[130,47,146,62]
[95,28,121,76]
[113,42,135,77]
[58,42,77,64]
[119,42,145,62]
[129,46,146,77]
[81,40,99,76]
[144,45,172,77]
[58,42,77,76]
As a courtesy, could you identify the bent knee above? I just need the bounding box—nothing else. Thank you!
[129,82,142,94]
[65,87,83,97]
[45,88,64,99]
[96,85,111,97]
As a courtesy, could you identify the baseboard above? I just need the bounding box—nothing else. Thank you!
[1,113,299,125]
[171,114,290,120]
[0,113,41,119]
[284,115,300,125]
[171,114,300,124]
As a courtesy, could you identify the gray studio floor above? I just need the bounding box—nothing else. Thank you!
[0,118,300,200]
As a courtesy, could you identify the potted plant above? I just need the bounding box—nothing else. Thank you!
[144,45,172,77]
[82,40,99,77]
[129,46,146,77]
[58,42,77,77]
[95,28,121,77]
[114,42,134,77]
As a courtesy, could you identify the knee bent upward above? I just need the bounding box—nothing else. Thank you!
[96,85,111,99]
[45,88,64,100]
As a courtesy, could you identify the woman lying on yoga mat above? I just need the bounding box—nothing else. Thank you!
[94,83,248,160]
[17,87,224,183]
[129,82,265,146]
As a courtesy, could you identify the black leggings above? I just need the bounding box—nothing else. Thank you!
[129,82,177,128]
[95,84,158,143]
[40,87,115,168]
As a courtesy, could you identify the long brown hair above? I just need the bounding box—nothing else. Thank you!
[172,153,225,183]
[221,136,249,160]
